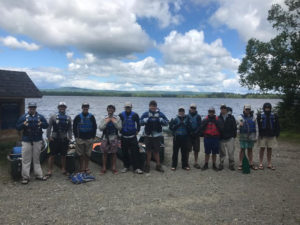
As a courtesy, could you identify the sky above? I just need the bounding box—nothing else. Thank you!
[0,0,284,93]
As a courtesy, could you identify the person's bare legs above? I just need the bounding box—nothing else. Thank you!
[259,147,265,168]
[194,151,199,164]
[153,152,160,166]
[79,156,84,172]
[239,149,244,167]
[247,148,253,165]
[267,147,273,167]
[212,154,216,164]
[61,156,66,173]
[83,154,89,172]
[112,153,117,171]
[101,153,107,173]
[205,154,210,164]
[47,155,54,175]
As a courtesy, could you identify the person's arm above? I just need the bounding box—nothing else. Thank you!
[231,115,237,138]
[46,115,54,139]
[140,112,148,126]
[169,118,180,131]
[39,115,49,129]
[134,113,141,133]
[67,116,72,140]
[200,118,208,135]
[91,115,97,138]
[99,117,107,131]
[16,115,26,131]
[73,115,79,138]
[113,116,122,131]
[194,115,202,135]
[159,112,169,126]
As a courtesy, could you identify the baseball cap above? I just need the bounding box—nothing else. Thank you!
[82,103,90,108]
[124,102,132,108]
[208,107,215,112]
[220,104,227,109]
[244,104,251,110]
[190,103,197,108]
[28,102,37,108]
[58,102,67,108]
[178,106,185,111]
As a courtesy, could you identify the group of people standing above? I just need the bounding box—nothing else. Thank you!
[16,100,279,184]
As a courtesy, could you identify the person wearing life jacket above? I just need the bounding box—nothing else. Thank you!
[257,103,280,170]
[169,106,191,171]
[99,104,122,175]
[46,102,72,177]
[218,104,237,171]
[186,103,202,169]
[200,107,223,171]
[118,102,143,174]
[140,100,169,173]
[73,103,97,174]
[238,104,258,170]
[16,102,49,184]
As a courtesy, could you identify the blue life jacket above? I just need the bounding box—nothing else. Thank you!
[145,111,162,135]
[53,113,69,133]
[240,114,256,134]
[23,113,42,138]
[78,113,93,133]
[261,113,275,130]
[174,116,188,136]
[121,111,137,135]
[188,113,200,131]
[105,121,118,136]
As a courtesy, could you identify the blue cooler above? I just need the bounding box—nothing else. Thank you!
[11,146,22,159]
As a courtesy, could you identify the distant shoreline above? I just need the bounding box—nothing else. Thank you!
[41,90,281,99]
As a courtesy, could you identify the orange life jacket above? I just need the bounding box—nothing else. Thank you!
[204,116,220,136]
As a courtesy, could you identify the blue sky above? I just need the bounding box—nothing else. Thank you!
[0,0,283,93]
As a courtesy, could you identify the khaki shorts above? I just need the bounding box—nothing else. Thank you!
[258,137,277,148]
[76,138,94,157]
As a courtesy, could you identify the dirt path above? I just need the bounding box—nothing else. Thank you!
[0,136,299,225]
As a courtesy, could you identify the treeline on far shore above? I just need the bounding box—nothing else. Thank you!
[41,89,281,99]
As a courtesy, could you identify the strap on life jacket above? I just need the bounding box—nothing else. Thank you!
[121,111,137,133]
[78,113,93,132]
[240,114,256,134]
[261,113,275,130]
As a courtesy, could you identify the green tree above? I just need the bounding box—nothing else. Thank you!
[238,0,300,130]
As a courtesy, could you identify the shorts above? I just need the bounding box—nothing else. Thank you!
[187,136,200,152]
[204,137,219,154]
[239,140,254,149]
[49,138,69,156]
[76,138,94,157]
[100,138,119,154]
[144,136,161,153]
[258,137,277,148]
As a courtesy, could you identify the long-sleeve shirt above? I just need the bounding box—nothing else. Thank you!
[73,113,97,139]
[46,113,72,140]
[99,115,122,141]
[16,112,48,142]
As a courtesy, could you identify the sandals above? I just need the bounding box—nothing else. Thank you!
[183,167,191,171]
[171,167,176,171]
[250,164,258,170]
[267,165,276,170]
[258,165,264,170]
[193,163,201,169]
[45,172,52,178]
[112,169,118,175]
[238,165,242,170]
[100,169,106,175]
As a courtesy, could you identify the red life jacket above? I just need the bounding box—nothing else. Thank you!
[204,116,220,136]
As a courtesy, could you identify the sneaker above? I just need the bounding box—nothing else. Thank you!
[135,169,143,174]
[193,163,201,169]
[121,168,129,173]
[218,164,224,171]
[229,165,235,171]
[202,163,208,171]
[213,164,218,172]
[21,178,29,185]
[144,165,150,173]
[155,165,164,173]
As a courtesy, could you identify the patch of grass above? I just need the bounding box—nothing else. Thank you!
[278,130,300,143]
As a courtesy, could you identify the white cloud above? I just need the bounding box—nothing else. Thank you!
[0,0,184,56]
[209,0,285,42]
[0,36,40,51]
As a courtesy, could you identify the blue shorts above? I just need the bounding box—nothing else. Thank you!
[204,137,219,154]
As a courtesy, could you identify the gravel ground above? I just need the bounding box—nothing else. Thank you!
[0,135,299,225]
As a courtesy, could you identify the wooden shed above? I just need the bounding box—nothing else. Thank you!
[0,69,42,141]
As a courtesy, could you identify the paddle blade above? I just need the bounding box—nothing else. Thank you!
[242,154,250,174]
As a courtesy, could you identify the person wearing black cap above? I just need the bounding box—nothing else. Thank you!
[200,107,223,171]
[46,102,72,176]
[16,102,49,184]
[73,103,97,174]
[218,104,237,171]
[257,103,280,170]
[186,103,202,169]
[140,100,169,173]
[169,106,190,171]
[118,102,143,174]
[99,104,122,175]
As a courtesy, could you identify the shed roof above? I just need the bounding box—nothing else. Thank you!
[0,69,42,98]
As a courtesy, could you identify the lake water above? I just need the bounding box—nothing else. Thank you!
[26,95,281,123]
